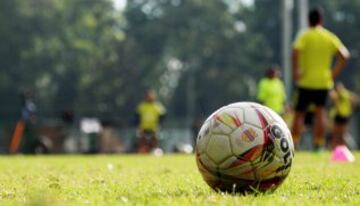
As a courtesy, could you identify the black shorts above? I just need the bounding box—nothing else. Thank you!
[295,88,329,111]
[334,115,349,125]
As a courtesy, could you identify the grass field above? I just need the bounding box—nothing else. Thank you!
[0,152,360,206]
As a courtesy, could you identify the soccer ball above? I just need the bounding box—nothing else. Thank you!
[195,102,294,193]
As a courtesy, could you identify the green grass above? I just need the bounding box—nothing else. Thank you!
[0,152,360,206]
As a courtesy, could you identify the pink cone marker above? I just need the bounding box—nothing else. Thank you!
[331,145,355,162]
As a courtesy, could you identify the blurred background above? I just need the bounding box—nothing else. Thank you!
[1,0,360,154]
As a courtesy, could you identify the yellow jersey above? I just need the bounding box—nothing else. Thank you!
[293,26,344,89]
[334,88,352,117]
[137,101,166,132]
[257,77,286,114]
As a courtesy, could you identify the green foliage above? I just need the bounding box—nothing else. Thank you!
[121,0,273,119]
[0,153,360,205]
[1,0,360,124]
[0,0,125,120]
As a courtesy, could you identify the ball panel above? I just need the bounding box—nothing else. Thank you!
[198,153,217,170]
[221,166,255,180]
[210,116,234,135]
[196,102,294,194]
[213,109,243,129]
[196,155,219,187]
[218,156,237,169]
[256,176,287,191]
[228,101,262,109]
[253,155,285,180]
[220,159,255,180]
[206,134,232,164]
[262,105,288,128]
[196,120,212,154]
[204,105,229,123]
[229,125,264,156]
[237,144,264,162]
[256,107,275,124]
[210,108,244,135]
[243,107,263,129]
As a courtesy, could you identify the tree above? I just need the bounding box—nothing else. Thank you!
[2,0,360,128]
[124,0,276,124]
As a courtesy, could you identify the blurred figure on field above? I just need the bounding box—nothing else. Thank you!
[21,89,37,124]
[99,120,125,153]
[10,89,43,153]
[135,90,166,153]
[291,8,350,150]
[330,83,359,149]
[60,108,76,152]
[257,65,287,115]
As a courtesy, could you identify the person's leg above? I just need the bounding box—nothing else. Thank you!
[151,131,158,149]
[312,89,330,150]
[291,88,308,148]
[331,123,348,149]
[313,106,326,149]
[138,130,149,153]
[331,123,347,149]
[337,123,348,146]
[331,116,349,149]
[291,111,305,148]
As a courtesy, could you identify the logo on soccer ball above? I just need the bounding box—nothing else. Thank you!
[270,124,285,139]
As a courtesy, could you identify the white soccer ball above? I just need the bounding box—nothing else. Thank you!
[195,102,294,193]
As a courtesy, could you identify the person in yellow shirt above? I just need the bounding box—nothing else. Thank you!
[291,8,350,150]
[136,90,166,153]
[257,66,286,114]
[330,83,358,149]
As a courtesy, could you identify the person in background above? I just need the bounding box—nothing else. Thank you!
[330,83,358,149]
[99,120,125,153]
[10,89,40,153]
[135,90,166,153]
[257,65,287,115]
[291,8,350,150]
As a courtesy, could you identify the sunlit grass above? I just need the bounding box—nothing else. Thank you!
[0,152,360,205]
